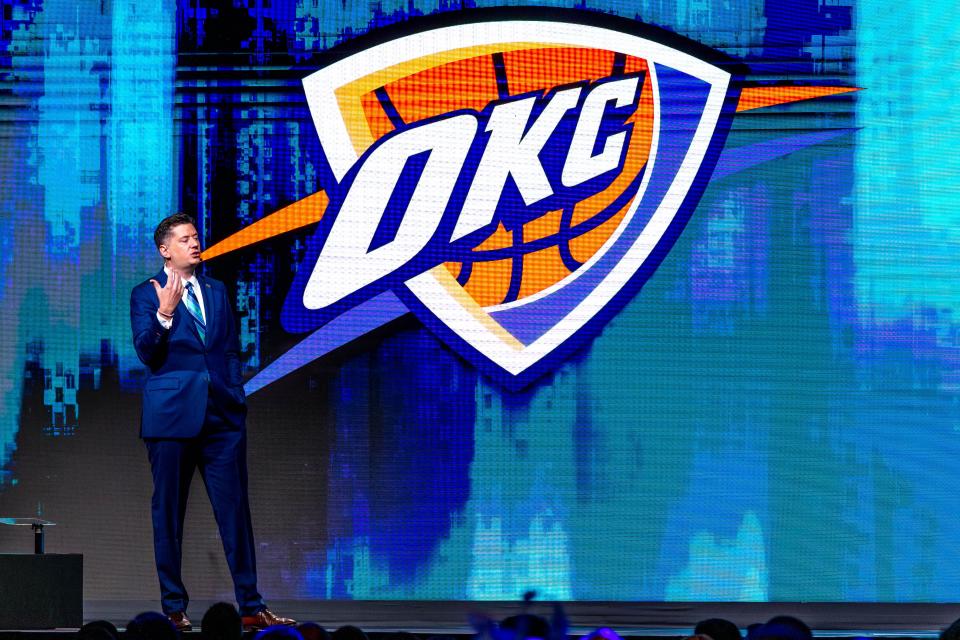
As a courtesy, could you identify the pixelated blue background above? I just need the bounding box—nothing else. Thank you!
[0,0,958,604]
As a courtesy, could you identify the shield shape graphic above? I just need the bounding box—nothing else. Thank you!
[288,9,741,389]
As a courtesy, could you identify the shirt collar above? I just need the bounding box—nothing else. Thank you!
[163,266,200,291]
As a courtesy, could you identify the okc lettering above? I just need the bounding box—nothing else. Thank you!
[302,75,642,311]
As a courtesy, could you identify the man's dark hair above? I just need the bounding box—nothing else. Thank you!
[201,602,242,640]
[695,618,741,640]
[154,213,197,249]
[125,611,177,640]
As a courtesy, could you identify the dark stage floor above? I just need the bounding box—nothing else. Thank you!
[2,601,960,639]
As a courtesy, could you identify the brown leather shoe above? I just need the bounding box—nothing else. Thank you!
[167,611,192,632]
[241,608,296,631]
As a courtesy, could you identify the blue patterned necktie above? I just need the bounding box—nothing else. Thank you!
[183,281,206,343]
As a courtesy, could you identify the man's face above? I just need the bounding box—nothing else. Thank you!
[159,223,202,272]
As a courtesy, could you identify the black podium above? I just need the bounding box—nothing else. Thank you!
[0,518,82,629]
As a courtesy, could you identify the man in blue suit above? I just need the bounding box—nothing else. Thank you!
[131,213,294,632]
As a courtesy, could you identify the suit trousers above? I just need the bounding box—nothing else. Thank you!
[144,395,264,615]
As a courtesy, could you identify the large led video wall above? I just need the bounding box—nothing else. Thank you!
[1,0,958,604]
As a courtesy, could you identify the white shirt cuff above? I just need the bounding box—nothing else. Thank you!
[156,311,173,330]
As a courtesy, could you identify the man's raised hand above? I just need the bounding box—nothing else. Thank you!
[150,272,184,318]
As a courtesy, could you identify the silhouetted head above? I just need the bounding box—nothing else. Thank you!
[297,622,331,640]
[200,602,242,640]
[332,625,369,640]
[695,618,742,640]
[748,616,811,640]
[125,611,177,640]
[381,633,420,640]
[765,617,812,640]
[253,626,305,640]
[500,614,550,640]
[940,617,960,640]
[581,627,623,640]
[79,620,120,640]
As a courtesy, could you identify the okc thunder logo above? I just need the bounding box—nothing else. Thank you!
[201,9,858,391]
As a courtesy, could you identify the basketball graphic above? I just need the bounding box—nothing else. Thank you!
[355,46,655,308]
[282,11,741,388]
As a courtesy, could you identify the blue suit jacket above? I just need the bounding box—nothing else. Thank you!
[131,270,247,438]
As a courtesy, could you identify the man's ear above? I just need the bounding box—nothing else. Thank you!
[158,244,170,259]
